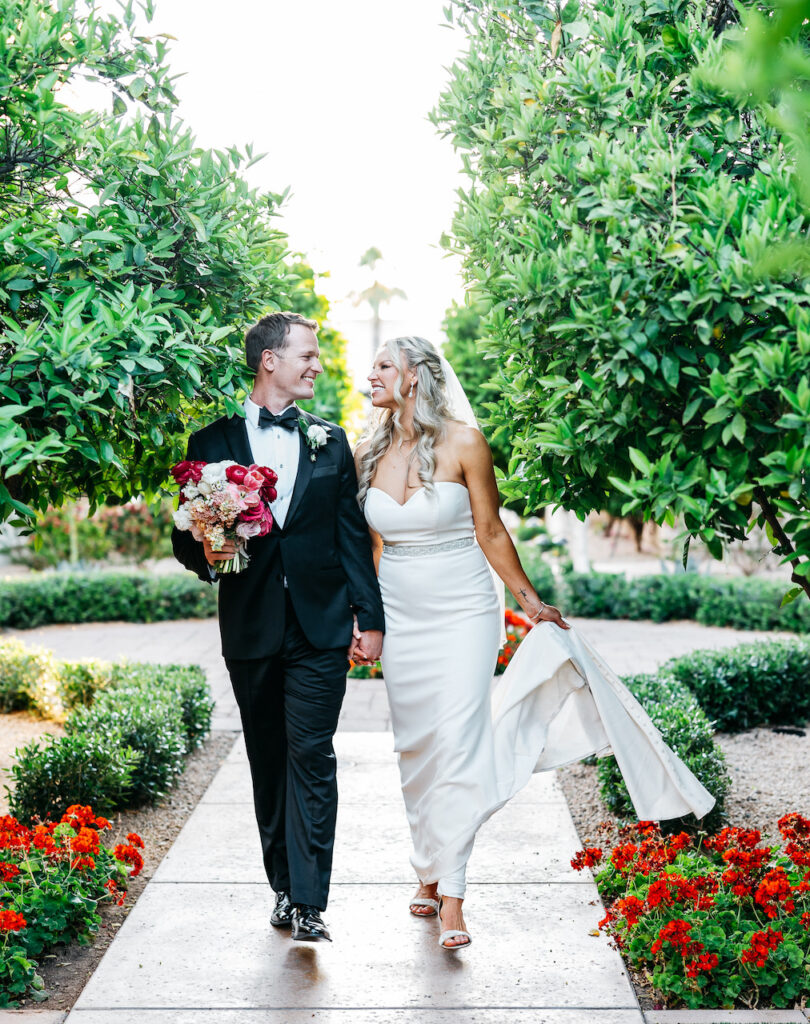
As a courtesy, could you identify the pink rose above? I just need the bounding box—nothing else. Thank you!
[243,469,265,491]
[226,464,248,485]
[236,520,263,540]
[256,507,274,537]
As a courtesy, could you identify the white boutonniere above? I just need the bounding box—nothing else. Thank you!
[299,418,330,461]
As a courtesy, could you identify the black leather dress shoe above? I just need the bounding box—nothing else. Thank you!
[291,904,331,942]
[270,890,293,928]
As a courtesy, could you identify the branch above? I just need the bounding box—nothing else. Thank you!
[753,486,810,600]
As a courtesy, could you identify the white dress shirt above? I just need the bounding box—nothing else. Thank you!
[244,396,300,529]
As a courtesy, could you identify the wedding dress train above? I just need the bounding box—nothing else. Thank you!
[364,481,715,893]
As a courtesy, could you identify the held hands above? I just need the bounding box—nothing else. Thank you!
[348,615,383,665]
[203,535,237,566]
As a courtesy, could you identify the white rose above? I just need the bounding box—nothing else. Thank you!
[182,483,200,500]
[202,462,229,485]
[173,507,192,530]
[307,425,328,447]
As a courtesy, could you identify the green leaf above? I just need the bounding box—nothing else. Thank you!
[661,354,679,388]
[5,278,34,291]
[628,447,652,475]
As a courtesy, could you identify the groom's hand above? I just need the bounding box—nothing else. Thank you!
[352,629,383,665]
[202,536,237,566]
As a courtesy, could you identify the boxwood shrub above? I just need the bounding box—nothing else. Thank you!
[1,641,213,821]
[558,572,810,632]
[0,640,55,713]
[8,734,140,822]
[663,638,810,732]
[597,672,730,833]
[0,571,217,629]
[67,690,187,805]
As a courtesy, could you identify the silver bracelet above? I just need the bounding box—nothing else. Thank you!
[528,602,546,622]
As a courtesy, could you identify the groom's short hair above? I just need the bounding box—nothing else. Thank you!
[245,311,319,371]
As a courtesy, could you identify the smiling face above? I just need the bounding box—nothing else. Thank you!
[368,347,415,409]
[262,324,323,404]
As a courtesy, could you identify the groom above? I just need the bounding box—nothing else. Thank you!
[172,311,384,942]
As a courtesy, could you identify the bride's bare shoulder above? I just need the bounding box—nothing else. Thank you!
[445,420,488,453]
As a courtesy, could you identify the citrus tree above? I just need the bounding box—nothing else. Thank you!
[1,0,298,526]
[434,0,810,599]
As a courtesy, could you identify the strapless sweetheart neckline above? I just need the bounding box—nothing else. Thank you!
[368,481,469,509]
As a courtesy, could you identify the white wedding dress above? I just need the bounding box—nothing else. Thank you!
[364,481,715,897]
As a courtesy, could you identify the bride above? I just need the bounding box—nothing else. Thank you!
[353,336,715,951]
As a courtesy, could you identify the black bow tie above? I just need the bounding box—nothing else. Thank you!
[258,406,298,431]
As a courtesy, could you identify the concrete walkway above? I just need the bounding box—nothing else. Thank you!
[1,616,795,1023]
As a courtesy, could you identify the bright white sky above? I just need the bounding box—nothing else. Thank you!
[147,0,470,380]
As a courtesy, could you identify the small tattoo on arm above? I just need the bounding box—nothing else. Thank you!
[519,588,528,600]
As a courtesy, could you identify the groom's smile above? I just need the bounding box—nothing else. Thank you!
[264,323,323,404]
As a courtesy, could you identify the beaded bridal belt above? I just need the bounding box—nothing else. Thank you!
[382,537,475,557]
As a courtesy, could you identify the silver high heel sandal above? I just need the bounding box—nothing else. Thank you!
[437,896,472,950]
[409,886,439,917]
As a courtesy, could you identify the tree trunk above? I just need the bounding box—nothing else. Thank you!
[753,486,810,600]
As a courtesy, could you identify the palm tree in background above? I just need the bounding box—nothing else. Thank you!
[352,247,407,360]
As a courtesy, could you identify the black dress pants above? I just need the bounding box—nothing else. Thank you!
[225,593,348,910]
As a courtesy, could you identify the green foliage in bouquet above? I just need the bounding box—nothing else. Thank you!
[0,0,302,527]
[434,0,810,599]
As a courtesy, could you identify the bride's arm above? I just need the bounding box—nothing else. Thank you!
[459,428,569,630]
[354,441,384,574]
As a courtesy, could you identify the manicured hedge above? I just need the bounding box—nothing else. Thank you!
[597,672,730,832]
[3,564,808,634]
[547,572,810,633]
[664,638,810,733]
[0,641,213,821]
[0,572,217,629]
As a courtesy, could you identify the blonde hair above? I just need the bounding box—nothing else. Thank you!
[357,336,454,506]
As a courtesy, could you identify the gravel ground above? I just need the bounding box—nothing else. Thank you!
[10,728,238,1012]
[558,726,810,847]
[558,724,810,1011]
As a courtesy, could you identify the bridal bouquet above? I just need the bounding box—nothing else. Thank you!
[171,460,277,573]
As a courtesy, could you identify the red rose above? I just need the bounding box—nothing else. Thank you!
[239,504,265,523]
[253,465,278,486]
[261,484,278,504]
[256,506,274,537]
[226,464,248,485]
[171,460,205,486]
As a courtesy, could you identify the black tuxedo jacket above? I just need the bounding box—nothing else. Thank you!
[171,409,385,660]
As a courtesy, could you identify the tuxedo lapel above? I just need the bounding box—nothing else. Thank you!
[222,415,254,467]
[284,414,315,529]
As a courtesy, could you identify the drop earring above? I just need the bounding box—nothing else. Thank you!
[408,380,415,398]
